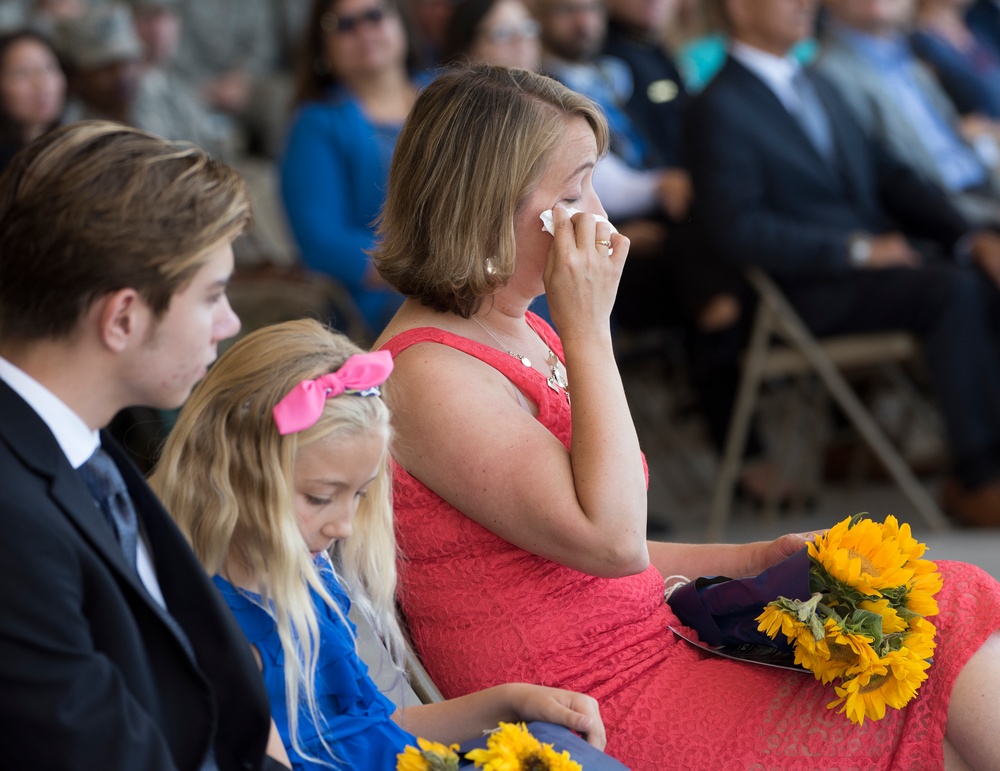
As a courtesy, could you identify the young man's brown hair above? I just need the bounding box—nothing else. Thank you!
[0,120,251,342]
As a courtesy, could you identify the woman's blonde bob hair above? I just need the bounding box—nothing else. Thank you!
[373,64,609,317]
[151,319,402,766]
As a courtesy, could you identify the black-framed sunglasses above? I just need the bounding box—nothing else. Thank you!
[321,6,388,34]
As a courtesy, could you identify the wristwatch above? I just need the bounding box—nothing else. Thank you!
[848,234,872,268]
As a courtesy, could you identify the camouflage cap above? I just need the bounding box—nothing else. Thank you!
[55,4,143,70]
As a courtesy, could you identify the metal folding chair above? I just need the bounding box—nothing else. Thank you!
[706,268,950,542]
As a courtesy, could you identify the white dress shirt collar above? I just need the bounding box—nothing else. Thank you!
[730,41,803,112]
[0,356,99,468]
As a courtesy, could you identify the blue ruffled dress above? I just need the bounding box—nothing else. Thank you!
[214,561,416,770]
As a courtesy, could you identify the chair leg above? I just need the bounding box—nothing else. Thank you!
[706,303,775,542]
[766,296,949,531]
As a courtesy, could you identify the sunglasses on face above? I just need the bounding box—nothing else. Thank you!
[321,6,388,34]
[481,18,540,44]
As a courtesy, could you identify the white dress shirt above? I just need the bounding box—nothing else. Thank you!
[0,356,167,607]
[730,41,805,114]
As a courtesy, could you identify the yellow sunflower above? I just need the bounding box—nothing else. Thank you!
[858,598,908,635]
[794,618,878,684]
[396,738,461,771]
[828,647,930,725]
[538,744,584,771]
[904,569,943,617]
[903,617,938,661]
[756,605,802,642]
[809,516,915,594]
[880,515,927,563]
[464,723,582,771]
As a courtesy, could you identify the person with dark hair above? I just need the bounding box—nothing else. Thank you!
[54,3,143,126]
[0,120,290,770]
[442,0,540,70]
[280,0,424,339]
[0,29,64,170]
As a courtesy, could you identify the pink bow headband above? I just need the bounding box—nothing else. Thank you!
[272,350,394,435]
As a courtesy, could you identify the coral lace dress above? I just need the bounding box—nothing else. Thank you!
[381,312,1000,770]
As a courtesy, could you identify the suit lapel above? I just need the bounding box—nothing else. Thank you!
[0,383,141,580]
[811,71,869,201]
[0,382,196,652]
[723,58,847,190]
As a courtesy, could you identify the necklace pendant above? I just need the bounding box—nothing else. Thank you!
[547,376,571,404]
[516,354,531,368]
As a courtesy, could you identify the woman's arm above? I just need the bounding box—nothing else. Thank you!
[396,683,605,749]
[647,533,812,581]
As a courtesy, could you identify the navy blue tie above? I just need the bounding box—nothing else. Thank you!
[78,447,139,569]
[791,69,835,164]
[77,447,219,771]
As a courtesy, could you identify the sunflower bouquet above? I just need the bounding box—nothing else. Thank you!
[396,723,583,771]
[755,513,942,725]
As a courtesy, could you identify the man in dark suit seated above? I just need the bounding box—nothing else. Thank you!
[686,0,1000,525]
[0,122,289,770]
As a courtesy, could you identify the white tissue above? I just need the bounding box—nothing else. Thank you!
[539,207,619,237]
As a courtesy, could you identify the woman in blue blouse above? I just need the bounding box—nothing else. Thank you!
[151,319,606,770]
[281,0,424,339]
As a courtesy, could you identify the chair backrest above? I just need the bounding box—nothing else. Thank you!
[706,266,948,541]
[403,639,445,705]
[224,262,372,353]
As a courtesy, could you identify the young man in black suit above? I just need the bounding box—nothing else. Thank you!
[685,0,1000,525]
[0,121,289,770]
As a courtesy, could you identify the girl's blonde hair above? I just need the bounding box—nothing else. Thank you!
[151,318,404,764]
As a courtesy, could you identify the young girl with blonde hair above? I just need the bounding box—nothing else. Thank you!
[151,318,605,770]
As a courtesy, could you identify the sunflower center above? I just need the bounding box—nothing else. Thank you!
[523,752,548,771]
[859,674,888,694]
[828,642,856,663]
[848,548,880,577]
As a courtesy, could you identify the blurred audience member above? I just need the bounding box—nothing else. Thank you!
[0,1,27,31]
[274,0,313,71]
[671,0,817,90]
[56,3,141,124]
[687,0,1000,525]
[535,0,790,502]
[171,0,278,151]
[443,0,540,70]
[405,0,454,64]
[128,0,232,157]
[0,29,64,170]
[31,0,89,36]
[966,0,1000,56]
[817,0,1000,227]
[912,0,1000,119]
[603,0,690,189]
[280,0,420,338]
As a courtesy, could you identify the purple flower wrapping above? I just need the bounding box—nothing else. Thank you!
[666,547,811,652]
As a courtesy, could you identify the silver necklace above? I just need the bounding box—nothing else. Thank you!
[471,315,570,401]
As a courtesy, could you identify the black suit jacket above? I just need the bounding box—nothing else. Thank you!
[684,55,970,279]
[0,380,278,771]
[603,23,690,169]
